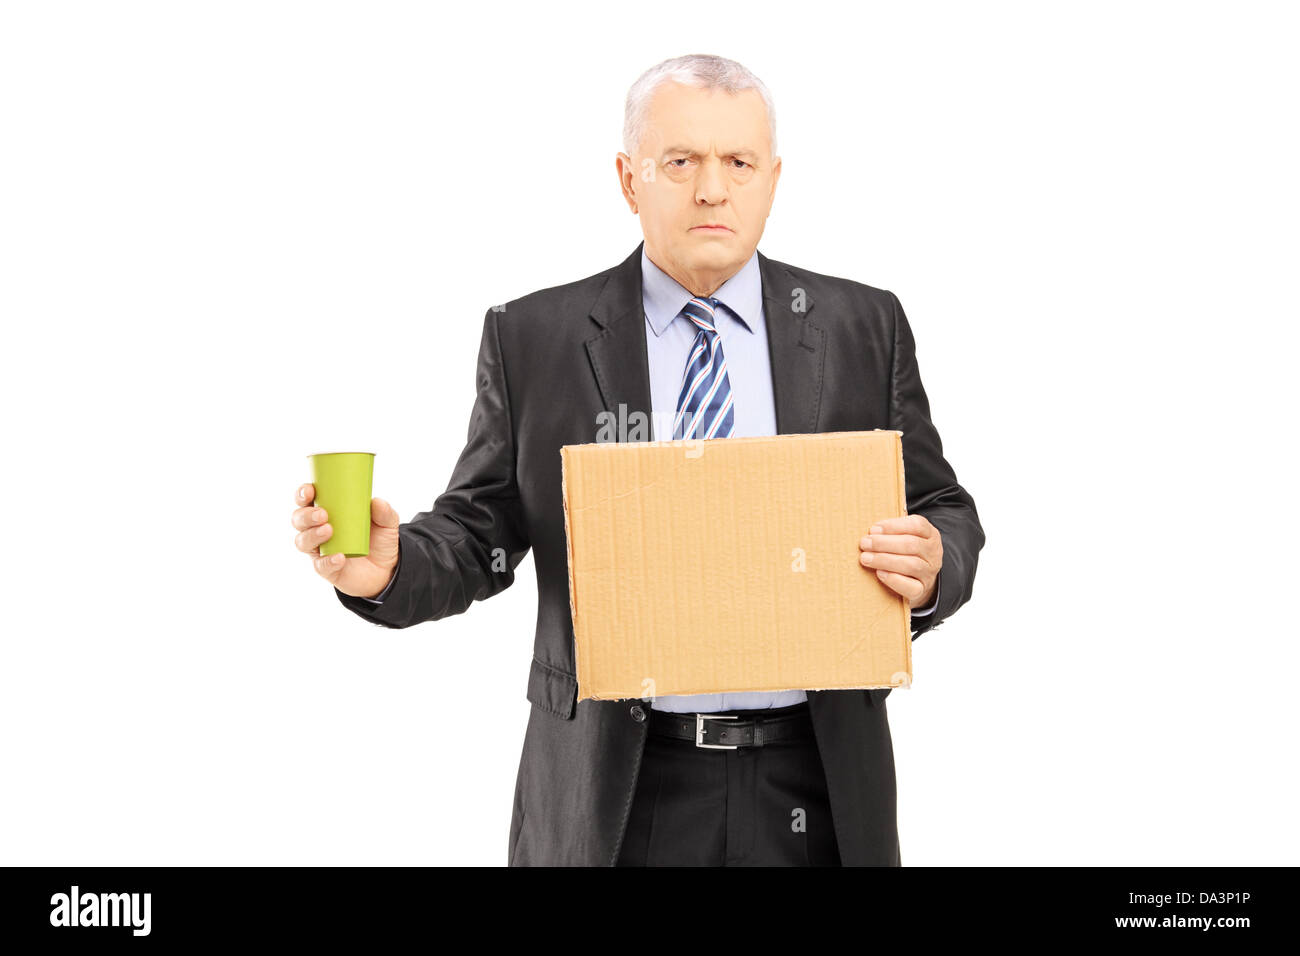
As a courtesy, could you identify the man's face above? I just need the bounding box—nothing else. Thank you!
[618,81,781,294]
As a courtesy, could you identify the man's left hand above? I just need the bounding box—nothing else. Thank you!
[859,514,943,609]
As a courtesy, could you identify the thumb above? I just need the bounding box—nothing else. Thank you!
[370,497,400,530]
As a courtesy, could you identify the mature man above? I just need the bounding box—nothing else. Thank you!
[290,53,984,866]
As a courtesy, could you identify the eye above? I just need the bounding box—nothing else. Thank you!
[668,158,689,168]
[731,159,749,169]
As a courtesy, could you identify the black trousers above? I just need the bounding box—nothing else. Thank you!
[616,702,842,866]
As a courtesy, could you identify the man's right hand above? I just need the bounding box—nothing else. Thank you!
[292,483,401,599]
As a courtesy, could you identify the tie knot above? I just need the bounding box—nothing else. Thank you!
[682,296,721,333]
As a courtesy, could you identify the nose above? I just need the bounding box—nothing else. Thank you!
[694,156,729,205]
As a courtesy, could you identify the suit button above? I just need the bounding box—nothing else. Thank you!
[629,705,646,722]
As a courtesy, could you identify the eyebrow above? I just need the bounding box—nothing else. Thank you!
[662,146,761,162]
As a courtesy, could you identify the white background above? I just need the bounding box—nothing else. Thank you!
[2,0,1296,866]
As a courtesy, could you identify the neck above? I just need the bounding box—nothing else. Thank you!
[645,246,742,298]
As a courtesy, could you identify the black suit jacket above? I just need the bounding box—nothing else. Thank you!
[336,241,985,865]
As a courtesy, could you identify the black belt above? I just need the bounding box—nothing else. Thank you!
[648,703,814,749]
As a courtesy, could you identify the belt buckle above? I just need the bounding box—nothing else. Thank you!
[695,713,739,750]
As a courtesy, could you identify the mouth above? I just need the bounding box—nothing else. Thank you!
[690,224,733,233]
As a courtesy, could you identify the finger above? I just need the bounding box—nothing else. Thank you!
[296,483,316,506]
[859,550,928,576]
[875,569,926,603]
[295,523,332,554]
[868,515,933,538]
[291,505,329,532]
[313,551,347,581]
[370,497,400,529]
[860,531,928,555]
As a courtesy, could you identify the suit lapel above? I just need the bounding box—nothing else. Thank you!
[585,243,654,438]
[584,242,826,439]
[759,250,825,435]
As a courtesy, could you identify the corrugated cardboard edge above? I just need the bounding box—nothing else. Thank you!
[893,429,914,686]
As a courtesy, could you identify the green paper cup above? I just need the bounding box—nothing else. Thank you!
[307,452,375,557]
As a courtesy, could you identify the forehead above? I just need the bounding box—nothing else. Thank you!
[641,82,771,156]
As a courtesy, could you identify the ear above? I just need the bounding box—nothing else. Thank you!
[615,152,638,213]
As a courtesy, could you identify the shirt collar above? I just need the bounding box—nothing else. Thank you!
[642,245,762,338]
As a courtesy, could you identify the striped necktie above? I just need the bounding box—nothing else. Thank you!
[672,295,736,441]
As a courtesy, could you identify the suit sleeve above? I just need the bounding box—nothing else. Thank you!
[335,307,531,628]
[886,291,985,640]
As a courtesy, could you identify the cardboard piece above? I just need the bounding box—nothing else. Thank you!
[560,430,913,702]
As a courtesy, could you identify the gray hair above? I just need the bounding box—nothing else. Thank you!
[623,53,777,161]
